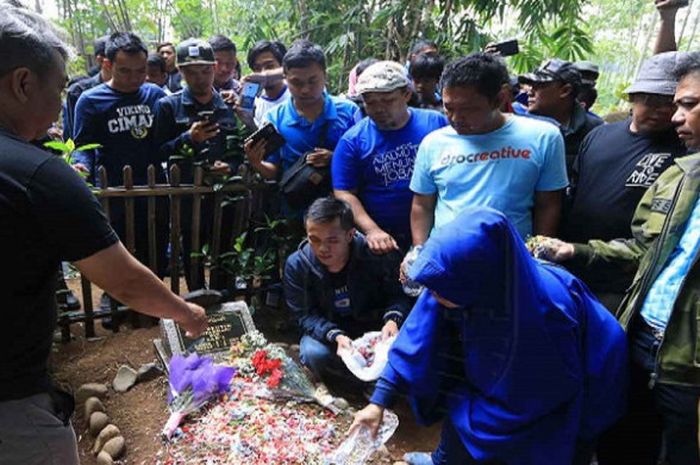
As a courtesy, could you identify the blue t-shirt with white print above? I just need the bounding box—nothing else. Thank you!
[72,82,166,187]
[332,108,448,249]
[410,115,568,238]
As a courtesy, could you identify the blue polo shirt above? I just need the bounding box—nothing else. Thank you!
[264,93,359,174]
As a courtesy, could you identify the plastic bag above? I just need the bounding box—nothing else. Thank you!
[338,331,395,382]
[324,410,399,465]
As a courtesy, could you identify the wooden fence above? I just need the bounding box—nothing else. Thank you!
[57,163,256,342]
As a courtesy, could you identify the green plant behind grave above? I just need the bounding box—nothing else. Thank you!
[43,138,101,182]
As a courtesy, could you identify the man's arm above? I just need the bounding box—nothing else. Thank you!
[533,190,563,236]
[241,67,284,86]
[335,189,398,254]
[654,0,683,54]
[541,177,660,274]
[153,100,190,162]
[410,193,437,246]
[74,242,207,336]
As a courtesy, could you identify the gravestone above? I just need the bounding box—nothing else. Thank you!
[154,300,256,367]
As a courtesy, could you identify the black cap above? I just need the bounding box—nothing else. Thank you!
[518,58,582,93]
[176,38,216,67]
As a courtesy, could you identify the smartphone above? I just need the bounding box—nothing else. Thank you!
[244,121,286,155]
[240,82,261,112]
[196,110,215,122]
[492,39,519,57]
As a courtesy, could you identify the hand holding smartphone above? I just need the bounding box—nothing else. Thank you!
[244,121,285,156]
[240,82,261,112]
[484,39,519,57]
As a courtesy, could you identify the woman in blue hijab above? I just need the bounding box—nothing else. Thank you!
[351,207,628,465]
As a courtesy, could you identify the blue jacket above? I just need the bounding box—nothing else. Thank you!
[371,207,628,464]
[284,233,411,344]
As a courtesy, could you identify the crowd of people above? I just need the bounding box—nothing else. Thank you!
[1,0,700,464]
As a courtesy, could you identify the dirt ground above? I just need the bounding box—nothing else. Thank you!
[51,277,441,464]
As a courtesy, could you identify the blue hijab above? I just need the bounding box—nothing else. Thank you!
[387,207,628,464]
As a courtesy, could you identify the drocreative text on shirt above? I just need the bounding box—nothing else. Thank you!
[438,146,532,167]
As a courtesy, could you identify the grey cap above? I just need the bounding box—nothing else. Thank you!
[625,51,689,96]
[356,61,410,94]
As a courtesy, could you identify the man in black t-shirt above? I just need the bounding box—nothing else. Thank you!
[0,7,206,464]
[562,51,688,309]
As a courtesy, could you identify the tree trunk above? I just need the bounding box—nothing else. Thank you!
[686,6,700,50]
[634,12,658,79]
[678,0,694,46]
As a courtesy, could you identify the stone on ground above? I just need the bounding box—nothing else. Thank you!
[93,424,121,455]
[89,411,109,436]
[112,364,138,392]
[84,397,105,418]
[76,383,108,403]
[102,435,126,459]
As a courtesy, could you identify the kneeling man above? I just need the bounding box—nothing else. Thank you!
[284,197,411,380]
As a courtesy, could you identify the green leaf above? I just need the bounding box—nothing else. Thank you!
[43,140,69,153]
[75,143,102,151]
[66,139,75,152]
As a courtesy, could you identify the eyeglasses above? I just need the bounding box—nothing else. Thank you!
[631,93,675,108]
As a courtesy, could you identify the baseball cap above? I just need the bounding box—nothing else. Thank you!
[355,61,410,94]
[625,51,689,96]
[176,38,216,67]
[574,61,599,76]
[518,59,582,92]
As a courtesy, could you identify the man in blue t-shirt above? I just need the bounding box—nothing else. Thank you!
[409,53,568,255]
[244,40,358,217]
[72,32,168,281]
[332,61,447,253]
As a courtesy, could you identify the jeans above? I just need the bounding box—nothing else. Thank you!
[597,318,700,465]
[299,335,347,379]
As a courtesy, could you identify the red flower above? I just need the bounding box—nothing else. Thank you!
[252,350,285,384]
[267,368,283,388]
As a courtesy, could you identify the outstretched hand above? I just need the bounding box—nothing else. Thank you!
[348,403,384,439]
